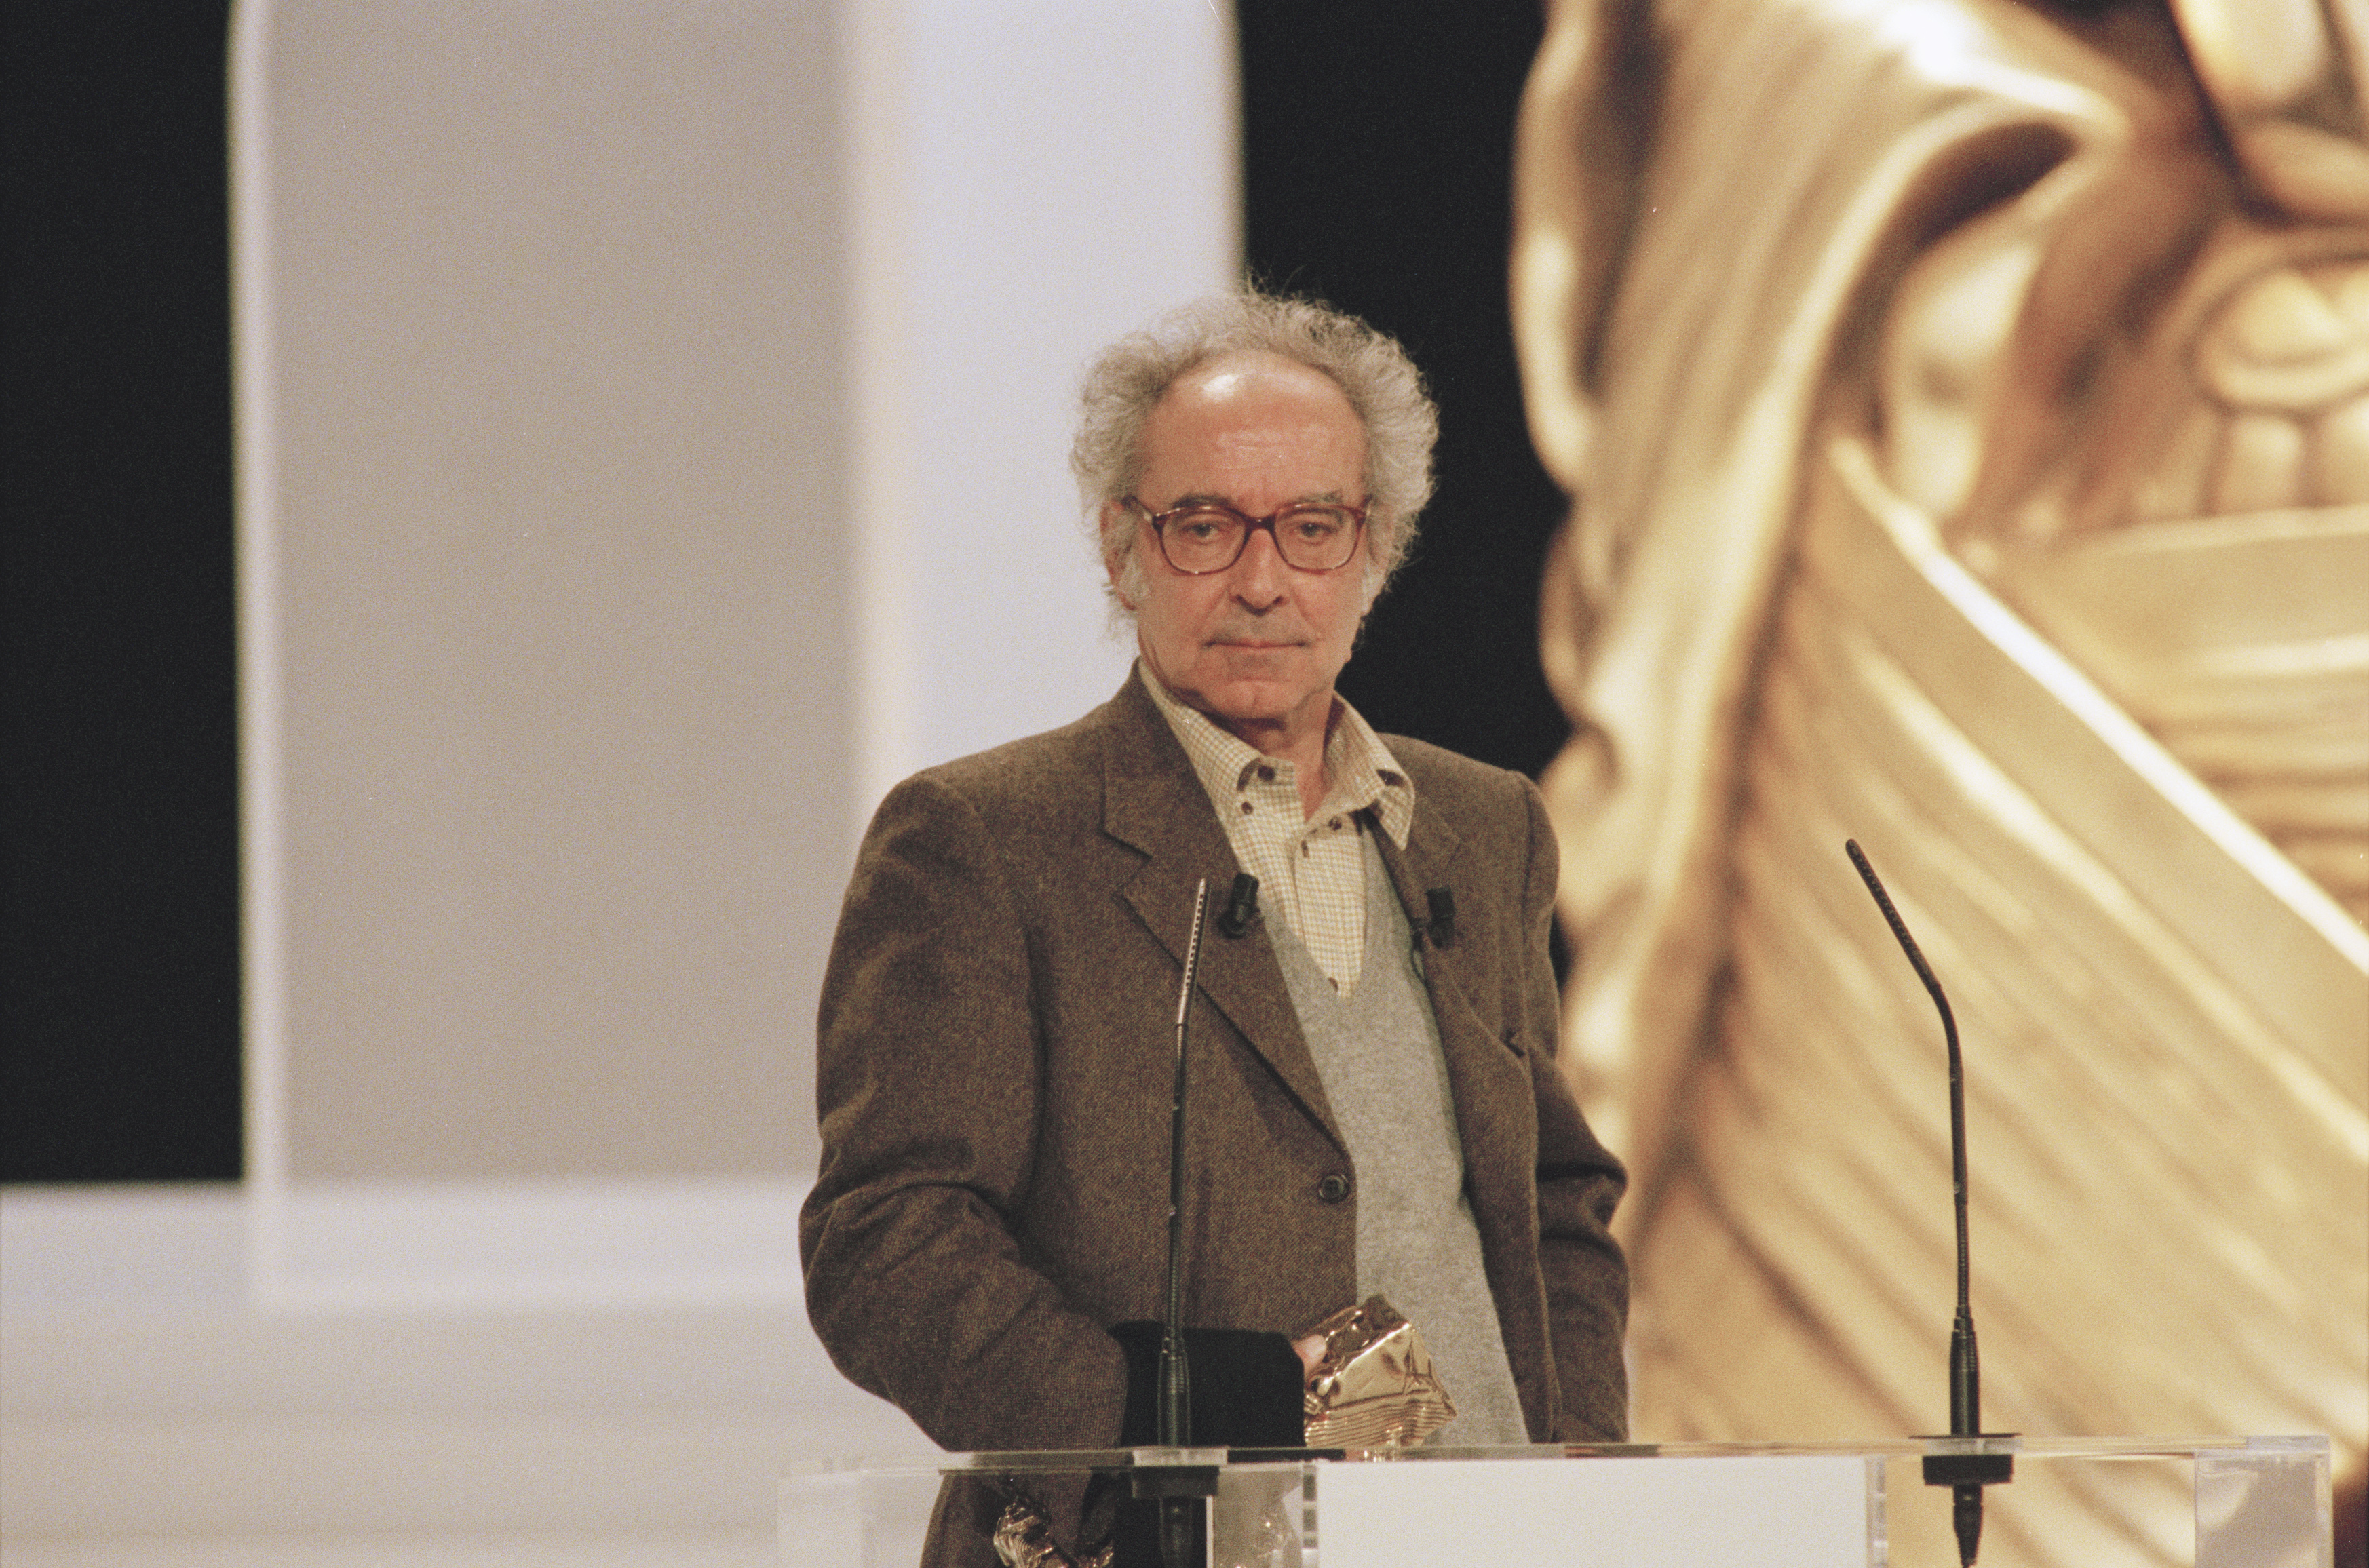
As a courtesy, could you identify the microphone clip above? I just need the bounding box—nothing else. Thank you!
[1423,888,1457,946]
[1216,873,1260,939]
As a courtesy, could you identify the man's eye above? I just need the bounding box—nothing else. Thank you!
[1282,509,1345,541]
[1172,512,1233,542]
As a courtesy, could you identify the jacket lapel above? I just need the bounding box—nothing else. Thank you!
[1096,673,1345,1151]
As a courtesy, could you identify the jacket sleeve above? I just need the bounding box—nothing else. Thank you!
[1518,775,1632,1441]
[800,772,1132,1453]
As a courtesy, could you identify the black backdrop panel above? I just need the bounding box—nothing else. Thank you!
[4,4,244,1182]
[1238,2,1569,779]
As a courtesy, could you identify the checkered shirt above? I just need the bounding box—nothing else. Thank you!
[1142,663,1416,995]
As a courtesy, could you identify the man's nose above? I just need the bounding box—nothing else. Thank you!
[1227,526,1289,605]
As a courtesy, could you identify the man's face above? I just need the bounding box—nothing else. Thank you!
[1110,351,1370,753]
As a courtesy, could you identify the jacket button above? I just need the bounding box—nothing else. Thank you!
[1316,1173,1351,1203]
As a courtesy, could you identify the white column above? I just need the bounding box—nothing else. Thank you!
[845,0,1240,821]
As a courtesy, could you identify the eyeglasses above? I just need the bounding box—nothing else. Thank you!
[1125,496,1368,574]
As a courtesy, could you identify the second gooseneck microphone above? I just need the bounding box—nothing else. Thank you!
[1846,839,2011,1568]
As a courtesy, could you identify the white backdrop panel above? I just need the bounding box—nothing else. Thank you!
[849,0,1238,804]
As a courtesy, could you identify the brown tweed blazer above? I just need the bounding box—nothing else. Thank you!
[801,668,1629,1458]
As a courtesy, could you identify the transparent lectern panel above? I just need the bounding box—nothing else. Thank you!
[1879,1453,2197,1568]
[780,1466,939,1568]
[2196,1440,2334,1568]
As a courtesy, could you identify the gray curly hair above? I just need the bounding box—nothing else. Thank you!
[1071,289,1438,614]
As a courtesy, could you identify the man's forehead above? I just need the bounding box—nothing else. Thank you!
[1168,348,1343,406]
[1137,387,1365,494]
[1142,355,1367,461]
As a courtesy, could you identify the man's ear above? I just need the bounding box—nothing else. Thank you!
[1100,500,1137,610]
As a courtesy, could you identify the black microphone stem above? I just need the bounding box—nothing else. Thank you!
[1157,880,1212,1568]
[1846,840,2003,1567]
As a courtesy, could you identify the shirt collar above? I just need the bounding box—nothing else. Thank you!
[1139,659,1415,847]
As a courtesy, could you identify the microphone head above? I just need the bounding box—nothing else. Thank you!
[1216,873,1260,938]
[1425,888,1457,945]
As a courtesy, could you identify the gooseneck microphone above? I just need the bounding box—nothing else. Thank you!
[1845,840,2011,1568]
[1157,878,1213,1568]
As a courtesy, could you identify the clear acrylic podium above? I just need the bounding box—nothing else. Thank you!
[779,1436,2331,1567]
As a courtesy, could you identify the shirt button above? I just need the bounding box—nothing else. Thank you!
[1316,1173,1351,1203]
[1256,766,1274,782]
[1240,801,1254,813]
[1328,817,1342,830]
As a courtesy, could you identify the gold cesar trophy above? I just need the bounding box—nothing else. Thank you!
[1299,1295,1456,1452]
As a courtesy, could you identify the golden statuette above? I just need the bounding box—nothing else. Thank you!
[1298,1295,1455,1453]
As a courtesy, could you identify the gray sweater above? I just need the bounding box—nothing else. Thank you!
[1265,829,1530,1445]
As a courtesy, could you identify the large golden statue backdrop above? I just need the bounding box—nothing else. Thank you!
[1511,1,2368,1562]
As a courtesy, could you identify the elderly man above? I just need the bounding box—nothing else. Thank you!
[801,291,1629,1561]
